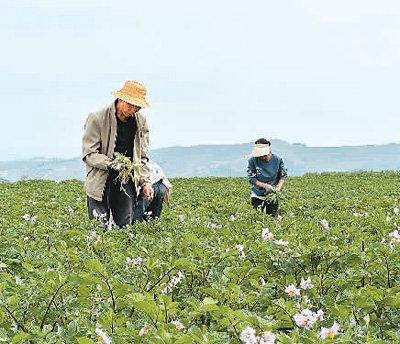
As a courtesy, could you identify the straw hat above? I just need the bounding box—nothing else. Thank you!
[251,143,271,157]
[112,80,150,108]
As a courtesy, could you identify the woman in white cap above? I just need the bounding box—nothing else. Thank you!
[247,138,287,218]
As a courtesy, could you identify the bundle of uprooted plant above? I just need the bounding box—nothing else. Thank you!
[110,153,142,193]
[265,186,285,203]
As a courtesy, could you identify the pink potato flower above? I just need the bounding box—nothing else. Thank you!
[285,284,301,297]
[319,322,340,339]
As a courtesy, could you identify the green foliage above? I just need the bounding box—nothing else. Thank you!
[0,172,400,343]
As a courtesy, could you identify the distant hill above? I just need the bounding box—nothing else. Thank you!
[1,140,400,181]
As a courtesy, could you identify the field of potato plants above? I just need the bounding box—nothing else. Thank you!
[1,172,400,343]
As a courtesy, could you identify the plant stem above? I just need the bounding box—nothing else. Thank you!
[2,304,28,333]
[40,282,67,330]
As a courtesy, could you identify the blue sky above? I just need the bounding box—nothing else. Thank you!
[0,0,399,160]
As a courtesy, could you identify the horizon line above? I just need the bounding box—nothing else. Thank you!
[1,139,400,163]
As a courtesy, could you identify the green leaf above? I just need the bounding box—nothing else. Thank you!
[174,258,194,270]
[200,297,219,312]
[86,259,108,277]
[76,338,95,344]
[0,328,9,342]
[380,296,400,307]
[11,332,30,344]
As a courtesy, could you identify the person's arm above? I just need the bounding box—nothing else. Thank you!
[275,159,288,191]
[276,179,285,191]
[82,114,112,170]
[138,116,154,199]
[256,180,274,192]
[247,158,257,186]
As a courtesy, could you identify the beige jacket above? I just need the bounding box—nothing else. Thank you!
[82,102,151,201]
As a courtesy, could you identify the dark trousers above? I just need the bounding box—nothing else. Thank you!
[132,180,168,222]
[251,197,279,218]
[87,171,137,228]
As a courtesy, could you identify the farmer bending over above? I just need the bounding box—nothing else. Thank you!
[247,138,287,218]
[82,81,154,228]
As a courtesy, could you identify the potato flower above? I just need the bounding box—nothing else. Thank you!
[171,319,185,330]
[240,327,257,344]
[319,219,329,230]
[235,244,246,259]
[261,228,274,241]
[285,284,301,297]
[300,277,314,290]
[258,331,276,344]
[95,327,112,344]
[293,308,323,329]
[319,322,340,339]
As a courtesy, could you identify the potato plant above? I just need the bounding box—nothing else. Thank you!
[0,172,399,343]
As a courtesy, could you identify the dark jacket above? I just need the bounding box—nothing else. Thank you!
[247,154,287,197]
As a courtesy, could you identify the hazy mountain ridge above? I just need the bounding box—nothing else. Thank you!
[1,140,400,181]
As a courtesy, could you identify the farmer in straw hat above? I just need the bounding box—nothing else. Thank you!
[247,138,287,218]
[82,80,154,228]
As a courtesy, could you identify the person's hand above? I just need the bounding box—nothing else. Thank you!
[263,183,274,193]
[275,185,282,192]
[109,159,121,171]
[142,183,154,199]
